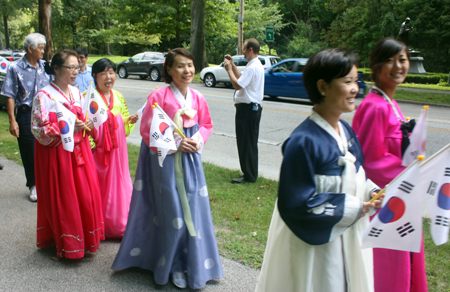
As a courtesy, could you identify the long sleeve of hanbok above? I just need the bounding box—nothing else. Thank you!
[353,100,405,188]
[115,91,135,137]
[277,134,364,246]
[31,91,61,147]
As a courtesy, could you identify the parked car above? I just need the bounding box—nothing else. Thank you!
[117,52,165,81]
[264,58,367,99]
[0,50,25,61]
[200,54,282,87]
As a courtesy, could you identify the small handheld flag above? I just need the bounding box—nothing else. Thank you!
[53,100,76,152]
[420,143,450,245]
[402,105,429,166]
[149,103,180,167]
[362,157,424,252]
[86,85,108,129]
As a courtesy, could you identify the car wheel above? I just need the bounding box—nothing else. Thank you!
[118,66,128,79]
[204,73,216,87]
[150,68,161,81]
[139,75,148,80]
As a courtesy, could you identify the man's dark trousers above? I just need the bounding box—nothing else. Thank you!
[16,105,35,189]
[235,102,262,182]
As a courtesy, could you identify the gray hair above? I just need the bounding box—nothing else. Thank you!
[23,33,46,51]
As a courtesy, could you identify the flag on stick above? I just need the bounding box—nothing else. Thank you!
[420,143,450,246]
[362,157,424,252]
[149,103,180,167]
[85,85,108,129]
[54,100,76,152]
[402,105,429,166]
[0,57,10,75]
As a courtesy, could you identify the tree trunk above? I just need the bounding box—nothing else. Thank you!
[39,0,52,61]
[3,14,10,49]
[190,0,207,73]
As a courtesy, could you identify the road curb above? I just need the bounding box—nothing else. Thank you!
[396,99,450,108]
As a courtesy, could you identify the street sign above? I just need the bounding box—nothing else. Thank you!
[266,27,274,42]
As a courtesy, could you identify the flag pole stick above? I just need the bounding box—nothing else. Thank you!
[419,142,450,168]
[369,155,424,203]
[153,103,187,139]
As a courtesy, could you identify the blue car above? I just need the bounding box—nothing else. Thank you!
[264,58,367,99]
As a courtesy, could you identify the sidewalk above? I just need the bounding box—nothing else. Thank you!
[0,157,260,292]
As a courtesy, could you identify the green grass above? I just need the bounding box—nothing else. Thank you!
[366,81,450,92]
[86,55,130,65]
[2,109,450,290]
[394,90,450,105]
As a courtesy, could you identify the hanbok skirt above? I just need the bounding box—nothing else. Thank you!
[93,114,132,238]
[112,125,223,289]
[35,135,104,259]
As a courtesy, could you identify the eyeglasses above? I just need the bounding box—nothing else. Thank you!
[61,65,81,72]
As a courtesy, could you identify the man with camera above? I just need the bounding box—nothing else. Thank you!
[224,38,264,183]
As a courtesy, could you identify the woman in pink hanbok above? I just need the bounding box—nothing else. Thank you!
[31,49,104,259]
[352,38,428,292]
[87,58,139,238]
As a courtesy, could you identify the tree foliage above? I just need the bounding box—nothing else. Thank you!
[2,0,450,72]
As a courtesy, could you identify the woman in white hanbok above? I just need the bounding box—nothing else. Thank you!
[255,49,384,292]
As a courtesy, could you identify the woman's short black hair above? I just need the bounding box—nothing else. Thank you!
[162,48,194,84]
[44,49,78,75]
[91,58,117,85]
[369,37,409,82]
[303,49,358,104]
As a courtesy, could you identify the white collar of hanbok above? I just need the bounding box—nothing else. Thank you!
[310,109,348,154]
[170,82,192,109]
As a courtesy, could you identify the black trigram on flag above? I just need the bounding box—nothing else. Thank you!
[152,132,160,140]
[445,168,450,177]
[409,150,420,160]
[93,117,98,123]
[100,108,106,115]
[397,222,415,237]
[435,215,449,227]
[157,150,162,157]
[164,137,172,143]
[427,181,438,196]
[368,227,383,237]
[158,114,164,119]
[398,181,414,194]
[56,112,63,118]
[63,137,72,143]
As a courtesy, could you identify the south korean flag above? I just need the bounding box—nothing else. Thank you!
[54,100,76,152]
[149,104,177,167]
[362,160,423,252]
[420,143,450,246]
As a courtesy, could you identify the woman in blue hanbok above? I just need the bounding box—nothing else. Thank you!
[255,49,384,292]
[112,48,223,289]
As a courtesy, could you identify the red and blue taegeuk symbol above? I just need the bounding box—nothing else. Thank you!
[159,122,169,135]
[438,183,450,210]
[0,62,7,70]
[58,120,70,135]
[378,197,406,224]
[90,101,99,114]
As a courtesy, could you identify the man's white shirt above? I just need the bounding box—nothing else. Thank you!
[235,57,264,105]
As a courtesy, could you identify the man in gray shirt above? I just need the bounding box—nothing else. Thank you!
[1,33,51,201]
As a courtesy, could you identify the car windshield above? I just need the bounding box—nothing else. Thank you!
[271,57,282,65]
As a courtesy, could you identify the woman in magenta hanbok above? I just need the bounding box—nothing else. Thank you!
[112,48,223,289]
[352,37,428,292]
[31,49,104,259]
[88,58,138,238]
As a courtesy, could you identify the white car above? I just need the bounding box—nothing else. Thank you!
[200,54,282,87]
